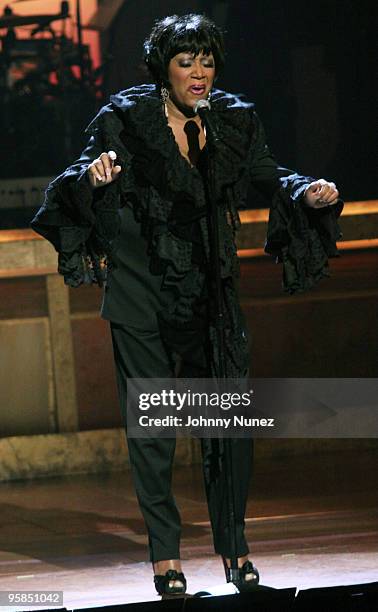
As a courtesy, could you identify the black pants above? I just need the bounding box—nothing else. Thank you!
[110,321,253,563]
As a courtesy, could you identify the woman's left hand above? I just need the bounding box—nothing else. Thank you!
[304,179,339,208]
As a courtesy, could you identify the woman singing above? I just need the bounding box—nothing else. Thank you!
[31,13,342,597]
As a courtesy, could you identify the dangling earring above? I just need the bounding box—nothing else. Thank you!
[207,89,212,102]
[160,86,170,103]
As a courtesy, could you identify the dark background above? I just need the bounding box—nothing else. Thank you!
[0,0,376,229]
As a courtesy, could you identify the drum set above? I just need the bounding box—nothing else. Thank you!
[0,1,104,178]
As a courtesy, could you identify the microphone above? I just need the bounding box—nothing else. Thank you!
[193,99,220,143]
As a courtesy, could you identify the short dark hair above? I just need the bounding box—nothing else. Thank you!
[143,13,225,87]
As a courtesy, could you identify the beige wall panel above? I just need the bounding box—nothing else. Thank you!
[46,275,78,432]
[0,430,198,481]
[0,318,55,436]
[0,240,36,270]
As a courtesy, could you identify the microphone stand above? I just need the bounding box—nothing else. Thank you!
[197,104,242,591]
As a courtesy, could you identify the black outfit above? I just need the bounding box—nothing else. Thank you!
[111,321,253,561]
[31,84,343,562]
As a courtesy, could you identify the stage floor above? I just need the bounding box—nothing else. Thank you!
[0,449,377,609]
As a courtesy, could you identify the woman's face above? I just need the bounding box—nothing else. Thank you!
[167,51,215,111]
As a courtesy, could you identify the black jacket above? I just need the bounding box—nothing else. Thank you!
[31,85,343,376]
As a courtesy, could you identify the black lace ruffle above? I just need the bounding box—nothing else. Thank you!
[265,176,343,293]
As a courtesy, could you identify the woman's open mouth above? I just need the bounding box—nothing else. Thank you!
[189,85,206,95]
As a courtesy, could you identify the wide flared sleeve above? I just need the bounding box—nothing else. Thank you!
[30,107,131,287]
[249,111,343,293]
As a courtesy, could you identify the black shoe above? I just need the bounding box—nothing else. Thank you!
[223,558,260,592]
[154,569,187,597]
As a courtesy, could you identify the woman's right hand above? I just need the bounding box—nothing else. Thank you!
[87,150,122,188]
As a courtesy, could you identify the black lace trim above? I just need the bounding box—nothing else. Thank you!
[265,176,343,293]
